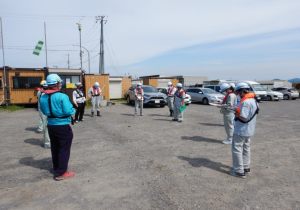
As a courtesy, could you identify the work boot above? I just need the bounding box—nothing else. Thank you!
[97,111,101,116]
[170,110,173,117]
[91,112,94,117]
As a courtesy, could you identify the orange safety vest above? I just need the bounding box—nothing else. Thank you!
[235,93,256,117]
[167,86,175,95]
[92,87,102,96]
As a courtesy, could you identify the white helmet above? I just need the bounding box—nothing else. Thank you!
[229,83,236,89]
[220,83,230,93]
[176,83,183,88]
[167,81,172,86]
[137,83,142,87]
[75,82,82,87]
[235,82,250,91]
[94,82,100,87]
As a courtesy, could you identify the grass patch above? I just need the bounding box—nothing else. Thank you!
[0,105,25,112]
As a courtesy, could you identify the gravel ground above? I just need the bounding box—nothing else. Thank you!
[0,100,299,210]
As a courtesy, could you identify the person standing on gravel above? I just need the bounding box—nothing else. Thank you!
[219,83,237,145]
[40,74,76,181]
[36,80,51,149]
[88,82,102,117]
[231,82,259,178]
[173,83,186,122]
[72,82,86,123]
[134,83,144,116]
[167,81,177,117]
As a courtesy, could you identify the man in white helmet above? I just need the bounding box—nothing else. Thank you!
[88,82,102,117]
[36,80,51,148]
[72,82,86,122]
[134,83,144,116]
[219,83,237,145]
[173,83,186,122]
[167,81,177,117]
[231,82,259,178]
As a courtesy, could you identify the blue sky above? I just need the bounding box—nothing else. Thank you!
[0,0,300,80]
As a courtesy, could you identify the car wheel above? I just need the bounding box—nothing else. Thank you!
[267,95,272,101]
[202,98,209,105]
[283,94,290,100]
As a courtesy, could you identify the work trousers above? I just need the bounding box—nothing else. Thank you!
[48,125,73,176]
[75,102,85,121]
[37,110,44,132]
[173,104,183,121]
[135,100,143,115]
[167,96,175,111]
[232,134,251,174]
[223,112,235,141]
[91,96,102,113]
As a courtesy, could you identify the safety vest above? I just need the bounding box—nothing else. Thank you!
[175,89,185,98]
[235,93,259,123]
[92,87,102,96]
[167,86,175,96]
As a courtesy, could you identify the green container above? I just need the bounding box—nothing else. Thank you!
[179,104,186,113]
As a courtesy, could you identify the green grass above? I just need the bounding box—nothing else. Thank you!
[0,105,25,112]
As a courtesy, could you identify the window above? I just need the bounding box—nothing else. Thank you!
[60,75,80,88]
[13,76,42,89]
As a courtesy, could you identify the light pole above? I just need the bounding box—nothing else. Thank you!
[76,23,83,71]
[73,45,90,73]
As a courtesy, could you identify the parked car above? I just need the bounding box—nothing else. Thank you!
[125,85,167,107]
[271,87,299,100]
[242,81,267,102]
[265,90,284,101]
[186,87,225,105]
[157,87,192,105]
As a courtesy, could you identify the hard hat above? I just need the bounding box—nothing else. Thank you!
[167,81,172,86]
[46,74,62,86]
[40,80,47,86]
[235,82,250,91]
[219,83,230,93]
[176,83,183,88]
[94,82,100,87]
[229,83,236,89]
[75,82,82,87]
[137,83,142,86]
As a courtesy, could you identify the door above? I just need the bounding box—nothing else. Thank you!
[109,81,122,99]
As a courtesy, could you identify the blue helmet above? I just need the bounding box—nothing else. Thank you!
[219,83,231,93]
[235,82,250,91]
[46,74,62,86]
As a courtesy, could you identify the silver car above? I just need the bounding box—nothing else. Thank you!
[186,87,225,105]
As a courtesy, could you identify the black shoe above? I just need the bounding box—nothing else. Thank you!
[244,168,250,174]
[91,112,94,117]
[97,111,101,116]
[172,119,178,121]
[231,171,246,179]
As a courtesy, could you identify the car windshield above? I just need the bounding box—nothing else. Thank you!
[143,86,158,93]
[202,88,217,94]
[252,84,266,91]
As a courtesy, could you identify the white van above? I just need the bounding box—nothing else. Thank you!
[243,81,267,102]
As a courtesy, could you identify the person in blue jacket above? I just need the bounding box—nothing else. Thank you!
[40,74,76,181]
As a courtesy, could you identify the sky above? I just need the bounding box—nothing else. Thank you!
[0,0,300,80]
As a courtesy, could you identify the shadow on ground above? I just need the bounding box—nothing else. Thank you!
[178,156,230,175]
[199,122,224,127]
[24,138,43,147]
[182,136,222,144]
[154,118,172,122]
[19,157,52,172]
[25,127,39,132]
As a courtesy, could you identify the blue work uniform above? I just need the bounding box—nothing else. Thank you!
[40,91,76,176]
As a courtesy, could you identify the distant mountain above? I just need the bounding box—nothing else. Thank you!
[288,78,300,83]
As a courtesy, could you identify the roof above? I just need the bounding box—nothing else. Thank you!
[48,68,82,75]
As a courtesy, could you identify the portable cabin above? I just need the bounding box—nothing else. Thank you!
[0,67,46,105]
[0,69,5,105]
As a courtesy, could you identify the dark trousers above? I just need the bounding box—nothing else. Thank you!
[75,102,85,121]
[48,125,73,176]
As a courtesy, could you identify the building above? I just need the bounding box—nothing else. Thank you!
[258,79,292,90]
[139,75,208,87]
[109,76,132,99]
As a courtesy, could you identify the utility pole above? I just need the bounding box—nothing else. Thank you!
[44,22,48,67]
[72,45,90,73]
[76,23,83,71]
[67,53,70,69]
[96,16,107,74]
[0,17,8,106]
